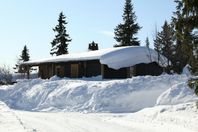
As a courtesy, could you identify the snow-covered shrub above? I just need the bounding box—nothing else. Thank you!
[188,77,198,108]
[0,65,12,85]
[188,78,198,95]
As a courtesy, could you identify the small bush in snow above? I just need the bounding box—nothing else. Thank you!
[188,78,198,109]
[188,78,198,95]
[0,65,12,85]
[196,101,198,109]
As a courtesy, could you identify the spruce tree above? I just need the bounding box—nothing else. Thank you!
[158,21,174,67]
[154,28,162,63]
[21,45,30,62]
[50,12,71,56]
[172,0,196,73]
[114,0,141,47]
[14,45,31,78]
[154,21,175,71]
[176,0,198,28]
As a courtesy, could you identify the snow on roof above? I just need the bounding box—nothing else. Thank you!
[23,46,168,69]
[22,48,115,65]
[100,46,168,69]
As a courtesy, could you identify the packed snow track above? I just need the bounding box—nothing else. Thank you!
[0,101,197,132]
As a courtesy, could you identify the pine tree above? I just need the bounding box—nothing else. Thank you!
[13,45,31,78]
[21,45,30,62]
[50,12,71,56]
[176,0,198,28]
[158,21,175,67]
[172,0,196,73]
[114,0,141,47]
[153,28,162,63]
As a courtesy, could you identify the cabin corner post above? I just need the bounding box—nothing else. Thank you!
[101,64,104,79]
[27,65,30,79]
[127,67,130,78]
[52,63,55,76]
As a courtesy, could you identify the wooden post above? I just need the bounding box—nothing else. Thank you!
[101,64,104,79]
[27,65,30,79]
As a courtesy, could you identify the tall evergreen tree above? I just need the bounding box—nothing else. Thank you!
[21,45,30,62]
[176,0,198,28]
[114,0,141,47]
[158,21,175,67]
[13,45,31,78]
[50,12,71,56]
[153,28,162,63]
[172,0,196,73]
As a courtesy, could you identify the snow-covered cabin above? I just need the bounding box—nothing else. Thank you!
[21,46,168,79]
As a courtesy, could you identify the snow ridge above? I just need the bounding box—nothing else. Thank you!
[0,74,195,113]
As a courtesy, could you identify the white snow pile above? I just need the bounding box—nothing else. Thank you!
[182,64,192,76]
[0,74,197,113]
[156,82,198,105]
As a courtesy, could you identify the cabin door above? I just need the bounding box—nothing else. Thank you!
[71,64,79,78]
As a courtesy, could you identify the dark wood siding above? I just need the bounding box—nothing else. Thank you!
[102,62,163,79]
[42,60,101,78]
[54,63,65,77]
[134,62,163,76]
[85,60,101,77]
[64,63,71,77]
[102,64,128,79]
[38,63,54,79]
[37,61,163,79]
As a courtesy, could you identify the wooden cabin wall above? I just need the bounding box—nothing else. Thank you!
[70,62,80,78]
[64,63,71,77]
[133,62,163,76]
[102,64,128,79]
[51,60,101,78]
[84,60,101,77]
[101,62,163,79]
[66,60,101,78]
[37,61,164,79]
[54,63,66,77]
[38,63,54,79]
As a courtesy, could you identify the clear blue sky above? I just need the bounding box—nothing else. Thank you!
[0,0,176,68]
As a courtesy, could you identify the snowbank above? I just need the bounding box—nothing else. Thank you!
[156,82,198,105]
[0,74,195,113]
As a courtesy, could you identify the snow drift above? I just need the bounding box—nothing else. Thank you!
[0,74,196,113]
[156,82,198,105]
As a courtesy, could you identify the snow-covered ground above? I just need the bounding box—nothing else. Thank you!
[0,101,197,132]
[0,74,198,132]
